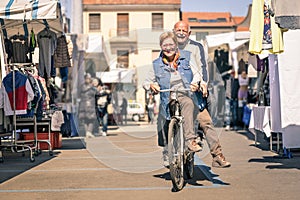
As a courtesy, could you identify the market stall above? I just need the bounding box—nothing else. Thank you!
[0,0,65,162]
[248,0,300,155]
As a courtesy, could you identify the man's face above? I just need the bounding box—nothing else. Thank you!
[174,23,190,45]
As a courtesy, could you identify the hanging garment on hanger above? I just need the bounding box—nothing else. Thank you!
[249,0,285,54]
[263,0,273,49]
[0,70,34,116]
[54,35,71,68]
[10,34,29,63]
[4,38,13,63]
[37,27,57,78]
[29,29,37,62]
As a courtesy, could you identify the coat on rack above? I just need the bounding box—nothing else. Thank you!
[0,70,34,116]
[54,35,71,68]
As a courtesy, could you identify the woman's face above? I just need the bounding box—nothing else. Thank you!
[161,37,176,59]
[241,71,247,78]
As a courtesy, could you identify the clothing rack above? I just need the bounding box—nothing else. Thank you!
[0,63,53,162]
[0,63,35,162]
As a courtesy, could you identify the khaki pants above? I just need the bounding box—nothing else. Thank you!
[197,109,222,157]
[177,95,197,141]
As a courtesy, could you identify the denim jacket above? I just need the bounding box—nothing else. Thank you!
[152,50,196,119]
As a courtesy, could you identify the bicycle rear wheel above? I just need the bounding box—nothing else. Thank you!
[168,118,184,191]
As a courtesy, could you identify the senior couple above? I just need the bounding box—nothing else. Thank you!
[143,21,231,168]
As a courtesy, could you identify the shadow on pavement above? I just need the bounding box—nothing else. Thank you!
[0,150,60,184]
[60,137,86,150]
[235,129,270,151]
[153,164,230,190]
[249,153,300,170]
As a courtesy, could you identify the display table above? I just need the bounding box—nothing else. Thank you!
[249,106,271,137]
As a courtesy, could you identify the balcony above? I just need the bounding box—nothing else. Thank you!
[108,29,138,54]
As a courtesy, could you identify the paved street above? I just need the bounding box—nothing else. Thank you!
[0,121,300,200]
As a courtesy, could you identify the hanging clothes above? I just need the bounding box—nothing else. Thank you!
[4,38,13,63]
[54,35,71,68]
[37,27,57,78]
[249,0,285,54]
[10,34,29,63]
[0,70,34,116]
[273,0,300,29]
[29,30,37,62]
[32,72,50,110]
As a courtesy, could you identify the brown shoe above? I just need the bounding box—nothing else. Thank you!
[212,153,231,168]
[187,140,202,152]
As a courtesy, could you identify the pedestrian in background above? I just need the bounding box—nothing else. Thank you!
[146,93,156,124]
[94,78,111,136]
[121,96,128,125]
[79,73,97,138]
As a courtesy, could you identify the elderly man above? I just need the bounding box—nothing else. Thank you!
[173,21,231,168]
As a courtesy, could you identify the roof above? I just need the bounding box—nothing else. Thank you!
[83,0,181,5]
[233,16,245,24]
[182,12,236,27]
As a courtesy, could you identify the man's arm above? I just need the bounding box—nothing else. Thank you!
[190,40,209,83]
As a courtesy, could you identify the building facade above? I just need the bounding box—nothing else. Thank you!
[82,0,181,104]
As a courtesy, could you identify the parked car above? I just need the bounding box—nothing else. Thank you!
[127,102,145,122]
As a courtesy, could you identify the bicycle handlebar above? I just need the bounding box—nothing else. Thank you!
[158,88,191,93]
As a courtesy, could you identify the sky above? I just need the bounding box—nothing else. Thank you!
[181,0,253,16]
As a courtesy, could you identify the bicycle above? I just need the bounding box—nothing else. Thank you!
[159,88,198,191]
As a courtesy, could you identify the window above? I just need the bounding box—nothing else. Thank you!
[196,32,208,41]
[117,50,129,68]
[117,13,129,36]
[89,13,100,31]
[217,18,227,22]
[152,13,163,30]
[188,18,198,22]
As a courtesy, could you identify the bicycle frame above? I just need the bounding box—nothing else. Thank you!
[159,88,191,191]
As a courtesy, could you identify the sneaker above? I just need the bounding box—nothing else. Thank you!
[187,139,202,152]
[86,131,94,138]
[102,132,107,136]
[162,150,169,168]
[212,153,231,168]
[225,125,230,131]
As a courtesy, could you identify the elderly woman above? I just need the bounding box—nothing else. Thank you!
[143,31,202,165]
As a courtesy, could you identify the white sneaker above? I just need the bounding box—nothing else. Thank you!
[86,131,95,138]
[102,132,107,136]
[162,149,169,168]
[225,125,230,131]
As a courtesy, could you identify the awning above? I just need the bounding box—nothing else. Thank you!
[0,0,63,37]
[96,69,135,83]
[206,31,250,50]
[86,34,104,53]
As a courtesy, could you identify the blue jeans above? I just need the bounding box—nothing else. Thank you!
[224,98,238,127]
[224,98,231,126]
[96,106,108,132]
[231,99,238,127]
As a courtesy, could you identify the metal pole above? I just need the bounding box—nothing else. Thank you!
[71,0,83,34]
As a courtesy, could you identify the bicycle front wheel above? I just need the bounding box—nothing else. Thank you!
[168,118,184,191]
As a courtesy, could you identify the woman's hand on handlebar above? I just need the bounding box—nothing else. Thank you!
[150,83,160,94]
